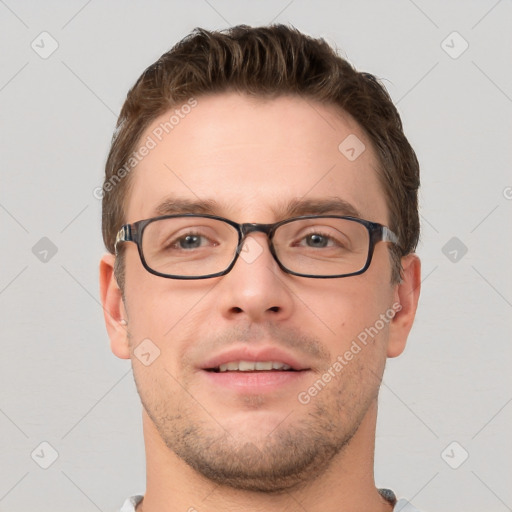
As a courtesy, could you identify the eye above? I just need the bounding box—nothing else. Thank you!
[176,233,207,249]
[170,232,214,250]
[303,233,332,248]
[295,230,347,249]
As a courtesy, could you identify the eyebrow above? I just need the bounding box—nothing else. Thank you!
[152,197,362,220]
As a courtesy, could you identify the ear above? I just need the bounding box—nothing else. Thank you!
[99,253,130,359]
[387,253,421,358]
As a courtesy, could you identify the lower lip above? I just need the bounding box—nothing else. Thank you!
[202,370,310,393]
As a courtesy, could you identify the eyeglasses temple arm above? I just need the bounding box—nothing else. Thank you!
[381,226,399,245]
[114,225,132,254]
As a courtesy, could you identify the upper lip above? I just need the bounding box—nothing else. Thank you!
[200,345,310,371]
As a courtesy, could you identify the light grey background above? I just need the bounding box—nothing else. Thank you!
[1,1,511,511]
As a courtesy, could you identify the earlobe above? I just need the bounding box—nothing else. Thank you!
[387,253,421,358]
[99,253,131,359]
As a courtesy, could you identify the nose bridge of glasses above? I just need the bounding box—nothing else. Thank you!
[236,222,278,261]
[239,222,275,240]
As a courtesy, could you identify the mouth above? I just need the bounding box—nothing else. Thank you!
[200,348,311,393]
[207,360,299,373]
[200,346,310,373]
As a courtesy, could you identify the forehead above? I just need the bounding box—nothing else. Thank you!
[125,93,388,224]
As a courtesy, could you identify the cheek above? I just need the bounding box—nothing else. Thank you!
[124,270,217,372]
[124,249,194,333]
[295,275,393,349]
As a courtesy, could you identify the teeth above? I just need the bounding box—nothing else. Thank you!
[255,361,273,370]
[273,361,290,370]
[239,360,255,371]
[217,361,292,372]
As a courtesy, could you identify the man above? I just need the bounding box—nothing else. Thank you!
[99,24,422,512]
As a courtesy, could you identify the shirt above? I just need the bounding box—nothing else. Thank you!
[119,493,422,511]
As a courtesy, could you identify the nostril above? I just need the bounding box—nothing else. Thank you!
[268,306,280,313]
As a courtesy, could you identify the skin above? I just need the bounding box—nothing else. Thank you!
[100,93,421,512]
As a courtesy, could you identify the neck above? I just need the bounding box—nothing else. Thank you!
[137,401,393,512]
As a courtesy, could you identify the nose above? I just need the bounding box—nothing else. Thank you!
[217,232,295,323]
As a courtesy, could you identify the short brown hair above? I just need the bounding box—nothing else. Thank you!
[102,24,420,287]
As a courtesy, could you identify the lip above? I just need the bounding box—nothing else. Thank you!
[199,345,312,394]
[203,368,309,392]
[200,345,310,372]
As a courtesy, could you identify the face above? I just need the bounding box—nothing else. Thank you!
[101,92,419,492]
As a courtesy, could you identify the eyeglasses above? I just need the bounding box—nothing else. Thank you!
[114,214,399,279]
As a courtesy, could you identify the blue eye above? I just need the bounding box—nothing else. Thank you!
[305,234,330,248]
[178,234,204,249]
